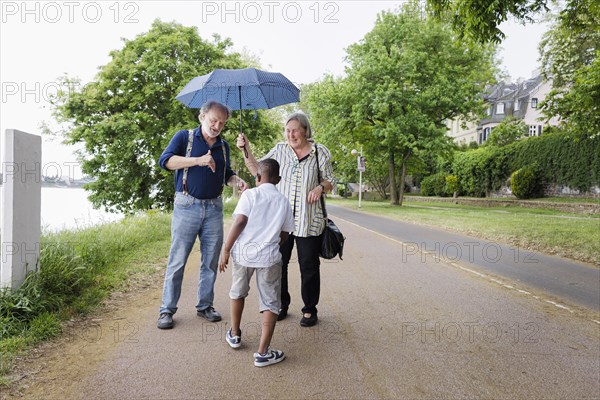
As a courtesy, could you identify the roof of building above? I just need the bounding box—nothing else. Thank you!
[480,74,544,125]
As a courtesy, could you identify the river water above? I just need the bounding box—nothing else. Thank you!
[40,187,123,233]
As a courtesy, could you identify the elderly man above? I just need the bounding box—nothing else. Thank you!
[157,100,248,329]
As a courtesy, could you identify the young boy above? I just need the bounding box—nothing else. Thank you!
[218,159,294,367]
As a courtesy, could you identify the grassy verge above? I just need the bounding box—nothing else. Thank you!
[403,193,600,204]
[0,210,174,385]
[329,197,600,265]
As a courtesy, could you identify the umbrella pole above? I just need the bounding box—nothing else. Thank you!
[239,86,248,158]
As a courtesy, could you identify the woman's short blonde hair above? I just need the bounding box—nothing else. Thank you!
[285,112,312,139]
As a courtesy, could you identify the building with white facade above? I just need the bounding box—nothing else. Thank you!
[448,71,560,145]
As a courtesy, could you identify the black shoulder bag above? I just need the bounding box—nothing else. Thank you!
[315,144,345,260]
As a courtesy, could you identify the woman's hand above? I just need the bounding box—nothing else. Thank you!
[237,133,251,158]
[307,184,324,204]
[237,133,249,151]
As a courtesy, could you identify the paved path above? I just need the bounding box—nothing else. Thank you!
[330,204,600,312]
[12,215,600,399]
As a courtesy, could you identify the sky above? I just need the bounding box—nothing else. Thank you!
[0,0,549,178]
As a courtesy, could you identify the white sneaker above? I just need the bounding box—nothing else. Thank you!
[254,347,285,367]
[226,328,241,348]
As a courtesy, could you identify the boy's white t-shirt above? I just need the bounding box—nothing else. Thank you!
[231,183,294,268]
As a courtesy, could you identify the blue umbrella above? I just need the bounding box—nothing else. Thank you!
[176,67,300,135]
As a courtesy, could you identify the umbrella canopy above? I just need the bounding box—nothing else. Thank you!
[176,67,300,110]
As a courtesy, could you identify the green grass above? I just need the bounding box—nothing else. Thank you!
[330,197,600,265]
[0,210,174,383]
[404,192,599,203]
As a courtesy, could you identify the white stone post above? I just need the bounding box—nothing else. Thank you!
[1,129,42,289]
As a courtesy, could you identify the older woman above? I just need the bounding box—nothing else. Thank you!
[236,112,334,327]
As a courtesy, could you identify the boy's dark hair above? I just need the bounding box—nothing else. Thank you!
[258,159,280,182]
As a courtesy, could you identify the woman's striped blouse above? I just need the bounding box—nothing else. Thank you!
[262,141,334,237]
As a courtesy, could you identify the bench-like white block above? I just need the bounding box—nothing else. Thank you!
[1,129,42,289]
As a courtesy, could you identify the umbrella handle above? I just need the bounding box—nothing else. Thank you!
[239,130,249,158]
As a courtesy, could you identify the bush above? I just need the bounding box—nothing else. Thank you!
[511,165,543,199]
[421,172,451,196]
[445,175,460,197]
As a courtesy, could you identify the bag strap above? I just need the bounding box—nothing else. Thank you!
[219,139,227,195]
[314,143,328,218]
[182,129,194,195]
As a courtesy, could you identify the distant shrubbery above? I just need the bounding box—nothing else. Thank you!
[421,173,460,197]
[421,130,600,198]
[511,165,543,199]
[421,172,449,196]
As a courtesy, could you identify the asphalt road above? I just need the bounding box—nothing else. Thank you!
[12,212,600,399]
[329,204,600,312]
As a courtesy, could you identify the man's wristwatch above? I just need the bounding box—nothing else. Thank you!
[318,183,325,192]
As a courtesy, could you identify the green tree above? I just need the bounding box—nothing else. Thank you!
[539,0,600,137]
[49,20,279,213]
[428,0,550,43]
[485,117,528,146]
[547,56,600,138]
[305,5,496,205]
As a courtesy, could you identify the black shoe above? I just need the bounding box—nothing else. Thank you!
[197,306,222,322]
[277,308,288,321]
[157,312,174,329]
[300,313,318,327]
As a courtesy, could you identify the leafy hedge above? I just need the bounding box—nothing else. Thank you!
[421,172,460,197]
[421,172,449,196]
[449,130,600,197]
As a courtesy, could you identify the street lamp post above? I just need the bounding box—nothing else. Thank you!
[351,146,364,208]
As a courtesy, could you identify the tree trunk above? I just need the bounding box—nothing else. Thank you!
[398,150,411,206]
[389,152,399,205]
[398,158,406,206]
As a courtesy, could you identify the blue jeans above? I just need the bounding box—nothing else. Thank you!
[160,192,224,315]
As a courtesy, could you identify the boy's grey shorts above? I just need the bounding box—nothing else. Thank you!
[229,260,282,314]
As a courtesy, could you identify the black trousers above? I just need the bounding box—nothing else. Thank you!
[279,234,321,315]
